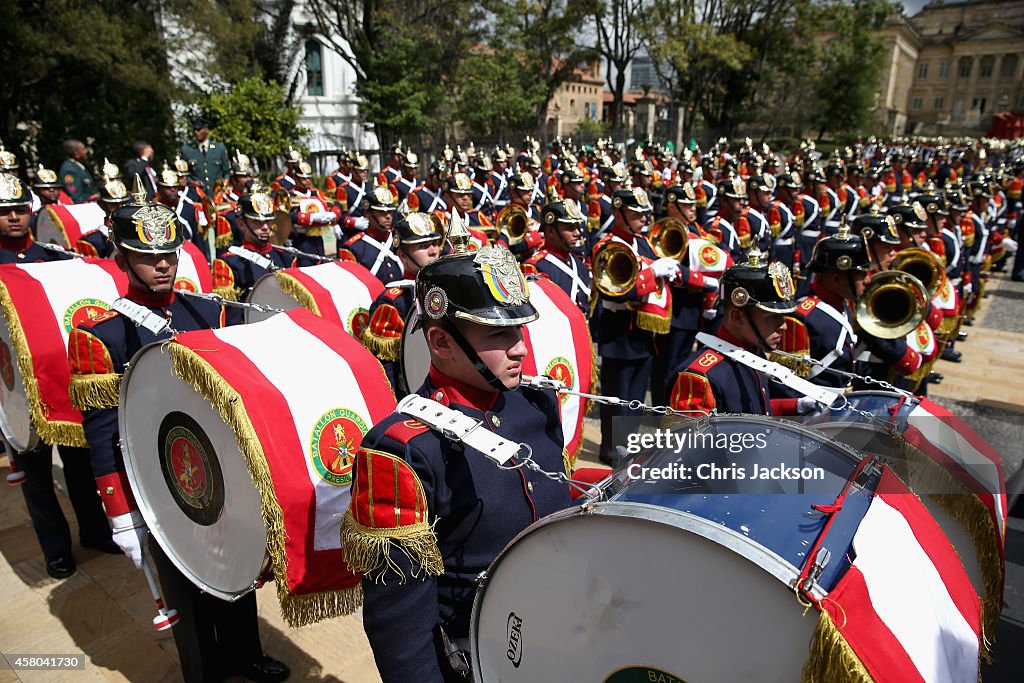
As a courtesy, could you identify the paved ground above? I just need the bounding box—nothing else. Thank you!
[0,272,1022,682]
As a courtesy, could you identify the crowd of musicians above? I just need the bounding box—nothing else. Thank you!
[1,119,1022,682]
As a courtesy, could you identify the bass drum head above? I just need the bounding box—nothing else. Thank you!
[245,272,300,324]
[0,312,38,452]
[472,505,818,683]
[119,343,267,600]
[398,309,430,397]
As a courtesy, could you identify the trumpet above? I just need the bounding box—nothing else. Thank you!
[648,218,689,261]
[891,247,947,299]
[497,205,530,245]
[593,241,638,296]
[855,270,929,339]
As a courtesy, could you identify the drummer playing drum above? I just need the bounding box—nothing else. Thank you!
[66,177,289,683]
[342,214,574,682]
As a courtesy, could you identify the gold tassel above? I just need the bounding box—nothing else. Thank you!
[167,343,358,626]
[0,281,87,447]
[274,272,321,315]
[280,584,363,629]
[215,231,232,249]
[562,447,573,477]
[68,373,122,409]
[361,328,401,361]
[769,350,811,377]
[301,225,328,238]
[801,610,874,683]
[212,285,239,302]
[340,510,443,582]
[636,310,671,335]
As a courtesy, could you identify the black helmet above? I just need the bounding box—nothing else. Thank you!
[888,202,928,232]
[110,178,185,254]
[718,175,746,199]
[968,177,992,199]
[917,185,947,216]
[0,174,31,208]
[395,212,443,247]
[541,199,586,228]
[612,188,653,213]
[853,210,899,245]
[365,184,399,213]
[443,172,473,195]
[230,149,254,177]
[723,248,797,313]
[746,172,776,194]
[777,170,803,190]
[32,165,62,190]
[808,224,871,272]
[99,177,130,204]
[945,188,968,212]
[238,190,275,221]
[559,165,586,185]
[664,183,698,205]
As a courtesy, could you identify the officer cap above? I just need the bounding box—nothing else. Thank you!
[0,174,31,208]
[808,224,871,273]
[853,208,899,245]
[416,229,538,327]
[238,190,276,221]
[293,161,313,179]
[192,116,211,130]
[541,199,586,227]
[110,177,185,254]
[968,177,992,199]
[723,247,797,313]
[443,173,473,195]
[32,165,61,189]
[0,143,19,172]
[231,150,254,177]
[612,187,653,214]
[99,178,130,204]
[366,184,399,212]
[718,176,746,199]
[157,162,179,188]
[887,201,929,232]
[664,183,697,205]
[777,170,803,190]
[510,172,535,192]
[395,211,443,247]
[747,172,776,194]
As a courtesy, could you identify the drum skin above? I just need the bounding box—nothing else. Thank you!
[0,311,38,452]
[119,342,267,600]
[36,204,106,248]
[245,272,301,323]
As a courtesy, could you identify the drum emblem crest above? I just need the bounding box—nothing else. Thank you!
[310,408,369,486]
[174,277,199,293]
[544,357,575,404]
[915,323,931,350]
[159,412,225,526]
[348,307,370,339]
[603,665,689,682]
[63,298,110,333]
[0,339,14,391]
[699,244,721,268]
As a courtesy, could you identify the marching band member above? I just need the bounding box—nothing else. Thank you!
[29,165,70,232]
[66,178,288,683]
[496,172,543,259]
[155,162,211,261]
[338,185,403,285]
[379,141,405,186]
[271,146,304,193]
[394,149,420,204]
[337,153,373,219]
[587,160,627,242]
[76,174,129,258]
[0,174,115,580]
[408,160,448,214]
[285,160,339,266]
[343,219,572,682]
[703,176,748,260]
[469,151,496,219]
[211,189,295,302]
[219,149,256,245]
[488,146,511,212]
[362,212,443,393]
[522,199,592,316]
[324,146,353,193]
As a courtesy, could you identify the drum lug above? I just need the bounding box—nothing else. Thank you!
[801,547,831,593]
[475,570,488,587]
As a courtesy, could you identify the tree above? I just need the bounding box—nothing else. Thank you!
[452,52,548,142]
[192,76,308,174]
[589,0,648,139]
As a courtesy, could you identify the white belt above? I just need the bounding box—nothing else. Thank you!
[397,394,521,465]
[773,238,794,246]
[800,230,821,238]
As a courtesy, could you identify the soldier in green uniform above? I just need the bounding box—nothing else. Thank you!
[59,139,98,203]
[178,116,230,193]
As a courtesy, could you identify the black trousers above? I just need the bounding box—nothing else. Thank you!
[148,536,263,683]
[651,329,698,406]
[15,442,111,560]
[599,356,653,460]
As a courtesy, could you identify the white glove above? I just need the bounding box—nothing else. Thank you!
[702,275,720,293]
[1002,237,1018,254]
[702,307,718,321]
[651,257,681,280]
[109,511,147,568]
[311,211,337,225]
[969,252,985,265]
[963,282,973,296]
[352,216,369,231]
[797,396,821,415]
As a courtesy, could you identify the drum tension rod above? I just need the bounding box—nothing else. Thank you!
[800,547,831,594]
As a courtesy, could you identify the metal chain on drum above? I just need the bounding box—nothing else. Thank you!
[521,374,712,421]
[178,289,285,315]
[494,442,605,501]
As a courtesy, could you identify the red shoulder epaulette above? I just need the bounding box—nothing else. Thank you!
[669,370,715,414]
[382,418,431,444]
[687,349,725,373]
[794,296,820,317]
[778,315,810,354]
[525,249,548,266]
[343,232,365,248]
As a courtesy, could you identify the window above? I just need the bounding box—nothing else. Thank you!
[305,40,324,96]
[958,58,972,78]
[1001,55,1018,77]
[918,63,928,79]
[980,57,994,78]
[912,97,923,110]
[972,97,986,113]
[938,62,949,79]
[934,97,944,110]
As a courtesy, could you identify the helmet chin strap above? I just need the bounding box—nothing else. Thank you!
[441,318,514,393]
[741,305,774,353]
[115,244,174,297]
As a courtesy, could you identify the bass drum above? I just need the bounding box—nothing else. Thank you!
[245,272,301,323]
[0,312,39,452]
[119,341,267,600]
[35,204,106,249]
[471,416,880,682]
[397,308,429,397]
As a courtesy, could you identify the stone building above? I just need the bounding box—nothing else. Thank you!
[545,61,605,139]
[877,0,1024,136]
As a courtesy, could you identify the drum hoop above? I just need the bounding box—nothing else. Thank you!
[118,341,249,602]
[397,307,424,397]
[469,500,826,679]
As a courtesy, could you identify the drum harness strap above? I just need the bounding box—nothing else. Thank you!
[227,245,275,271]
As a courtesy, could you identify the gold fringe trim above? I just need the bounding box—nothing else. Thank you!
[340,510,443,582]
[44,206,72,247]
[301,225,328,238]
[68,373,122,410]
[167,343,358,627]
[274,272,321,315]
[280,584,363,629]
[215,231,232,249]
[769,351,811,378]
[898,440,1002,657]
[361,328,401,362]
[636,310,671,335]
[212,285,239,302]
[802,610,874,683]
[562,447,573,477]
[0,280,87,447]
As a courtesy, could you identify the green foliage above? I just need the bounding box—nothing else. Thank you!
[191,77,308,170]
[453,52,548,140]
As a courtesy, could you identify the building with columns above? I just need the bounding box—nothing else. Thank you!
[876,0,1024,136]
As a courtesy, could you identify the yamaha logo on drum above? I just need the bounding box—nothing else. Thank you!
[506,612,523,668]
[310,408,369,486]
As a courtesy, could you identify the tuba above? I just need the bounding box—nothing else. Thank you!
[855,270,929,339]
[891,247,946,299]
[648,218,689,261]
[593,241,638,297]
[497,204,529,245]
